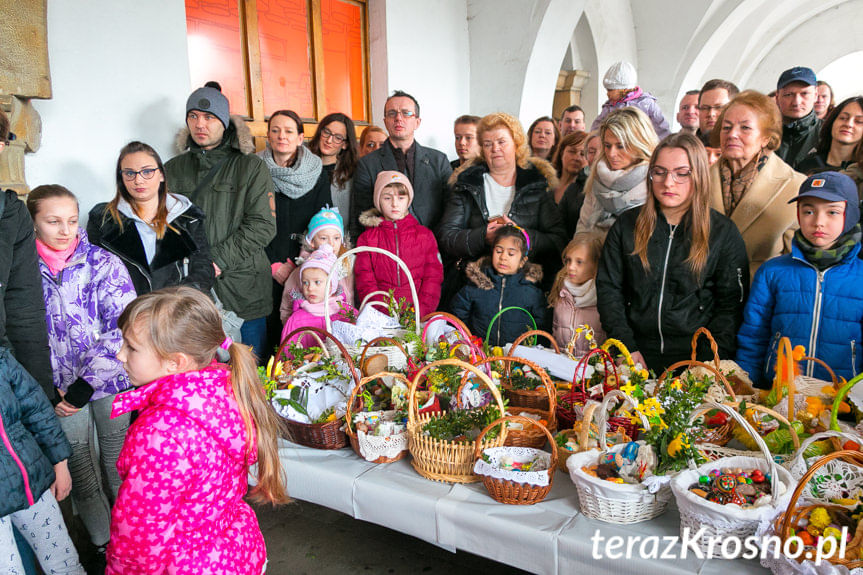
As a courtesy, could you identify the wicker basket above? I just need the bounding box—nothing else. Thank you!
[324,246,421,368]
[473,415,558,505]
[273,326,359,449]
[697,402,801,465]
[345,371,411,464]
[767,450,863,573]
[421,312,473,344]
[556,401,632,471]
[358,336,415,375]
[567,390,671,524]
[671,401,796,554]
[557,347,619,429]
[407,358,507,483]
[469,356,557,449]
[504,330,561,410]
[786,430,863,502]
[658,359,737,446]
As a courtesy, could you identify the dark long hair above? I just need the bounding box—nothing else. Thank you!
[309,113,358,188]
[109,141,170,239]
[817,96,863,158]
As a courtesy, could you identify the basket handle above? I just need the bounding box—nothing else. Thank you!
[485,306,537,346]
[407,358,506,428]
[358,337,409,369]
[690,327,721,370]
[596,390,649,450]
[657,360,737,400]
[788,429,863,474]
[421,312,473,345]
[359,290,395,309]
[325,246,421,336]
[569,347,619,397]
[830,372,863,431]
[773,337,797,422]
[472,415,558,481]
[275,326,358,386]
[689,401,781,503]
[465,356,557,416]
[576,402,602,448]
[779,450,863,541]
[800,356,839,387]
[345,371,412,437]
[273,327,332,373]
[510,330,560,355]
[601,338,634,367]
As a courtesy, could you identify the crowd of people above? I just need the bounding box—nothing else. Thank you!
[1,57,863,574]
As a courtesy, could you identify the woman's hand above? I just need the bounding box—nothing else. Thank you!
[51,460,72,502]
[213,262,222,277]
[485,216,514,244]
[53,389,80,417]
[629,351,647,369]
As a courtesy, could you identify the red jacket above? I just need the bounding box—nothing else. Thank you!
[355,210,443,317]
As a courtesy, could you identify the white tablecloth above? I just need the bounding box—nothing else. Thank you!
[276,439,770,574]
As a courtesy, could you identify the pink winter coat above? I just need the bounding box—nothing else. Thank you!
[107,363,264,575]
[552,289,606,356]
[280,250,354,324]
[354,210,443,317]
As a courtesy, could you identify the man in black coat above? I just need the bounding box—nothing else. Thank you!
[349,90,452,240]
[776,67,822,171]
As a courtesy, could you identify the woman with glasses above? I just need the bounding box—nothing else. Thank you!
[309,113,359,238]
[597,132,749,373]
[707,91,806,277]
[88,141,214,295]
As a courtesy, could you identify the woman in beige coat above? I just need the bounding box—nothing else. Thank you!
[709,90,806,277]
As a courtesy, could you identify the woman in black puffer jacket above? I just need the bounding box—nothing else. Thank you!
[597,133,749,374]
[437,113,566,305]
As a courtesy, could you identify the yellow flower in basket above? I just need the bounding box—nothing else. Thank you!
[670,378,682,391]
[637,397,665,419]
[619,381,637,396]
[491,346,504,357]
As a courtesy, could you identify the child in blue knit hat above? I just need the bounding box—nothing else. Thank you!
[280,206,355,325]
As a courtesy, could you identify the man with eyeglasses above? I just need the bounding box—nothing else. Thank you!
[164,86,276,361]
[349,90,452,240]
[697,79,739,147]
[775,67,822,171]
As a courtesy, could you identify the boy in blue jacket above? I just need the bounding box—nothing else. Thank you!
[736,171,863,387]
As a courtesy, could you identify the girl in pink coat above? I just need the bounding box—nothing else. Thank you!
[108,287,288,574]
[549,234,607,355]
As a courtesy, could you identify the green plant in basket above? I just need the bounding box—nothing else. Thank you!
[422,403,504,443]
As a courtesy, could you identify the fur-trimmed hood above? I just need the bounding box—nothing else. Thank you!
[359,208,385,229]
[448,155,559,190]
[174,115,255,155]
[464,256,543,290]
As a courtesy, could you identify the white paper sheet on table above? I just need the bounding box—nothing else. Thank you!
[505,344,581,382]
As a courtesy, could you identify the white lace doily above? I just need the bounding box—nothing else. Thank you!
[473,446,552,487]
[756,517,863,575]
[357,430,408,461]
[789,456,863,504]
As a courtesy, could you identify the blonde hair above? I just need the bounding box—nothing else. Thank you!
[118,287,288,505]
[548,233,603,306]
[477,112,531,169]
[632,133,712,279]
[713,90,782,151]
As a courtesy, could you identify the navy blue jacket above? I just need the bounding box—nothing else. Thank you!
[736,240,863,387]
[0,347,71,516]
[451,258,546,346]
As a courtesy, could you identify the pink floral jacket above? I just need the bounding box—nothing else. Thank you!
[106,363,265,574]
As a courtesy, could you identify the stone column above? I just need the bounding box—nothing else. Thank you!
[553,69,590,120]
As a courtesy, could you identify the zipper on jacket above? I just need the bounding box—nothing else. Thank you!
[103,242,153,291]
[497,277,506,344]
[394,221,401,287]
[852,340,858,377]
[736,268,744,303]
[0,410,35,506]
[806,269,827,377]
[656,224,677,354]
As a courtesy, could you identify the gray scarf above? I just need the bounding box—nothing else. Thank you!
[257,145,323,199]
[590,160,649,227]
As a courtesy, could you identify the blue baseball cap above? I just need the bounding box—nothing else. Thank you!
[789,171,860,234]
[777,67,816,90]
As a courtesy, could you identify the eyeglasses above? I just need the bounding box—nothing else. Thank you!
[648,168,692,183]
[384,109,417,119]
[321,128,346,144]
[698,105,725,113]
[120,168,159,181]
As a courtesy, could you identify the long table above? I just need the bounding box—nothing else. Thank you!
[277,439,772,574]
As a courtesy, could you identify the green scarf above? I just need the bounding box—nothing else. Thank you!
[794,224,862,271]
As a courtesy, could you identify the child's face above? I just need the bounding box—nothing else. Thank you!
[301,267,329,304]
[798,197,847,248]
[492,236,527,276]
[607,88,628,102]
[117,321,173,387]
[379,186,410,221]
[312,228,342,253]
[33,196,79,251]
[564,244,597,285]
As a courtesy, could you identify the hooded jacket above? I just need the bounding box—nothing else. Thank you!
[596,206,750,375]
[438,158,566,283]
[355,210,443,317]
[165,116,276,320]
[778,110,822,171]
[0,347,71,517]
[590,87,672,140]
[38,230,136,400]
[107,363,265,574]
[87,194,215,296]
[736,241,863,387]
[451,257,546,347]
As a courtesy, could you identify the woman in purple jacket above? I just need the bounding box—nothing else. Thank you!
[27,185,136,563]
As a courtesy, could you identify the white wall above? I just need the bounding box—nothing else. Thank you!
[28,0,191,219]
[383,0,470,159]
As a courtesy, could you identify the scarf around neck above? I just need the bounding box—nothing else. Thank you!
[794,224,862,271]
[258,145,323,199]
[719,151,768,215]
[36,236,80,276]
[563,278,597,308]
[297,295,344,317]
[590,160,649,227]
